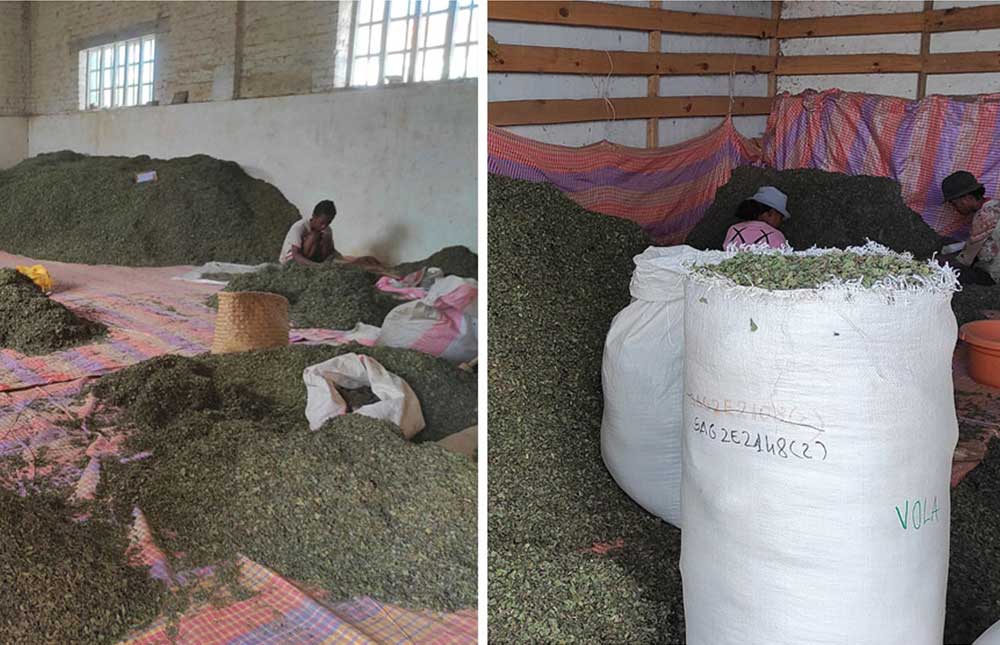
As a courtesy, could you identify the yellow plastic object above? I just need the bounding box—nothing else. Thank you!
[15,264,54,293]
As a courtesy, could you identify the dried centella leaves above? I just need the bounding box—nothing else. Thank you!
[488,176,685,641]
[697,250,937,290]
[0,269,105,355]
[90,344,478,612]
[0,151,299,266]
[211,263,392,329]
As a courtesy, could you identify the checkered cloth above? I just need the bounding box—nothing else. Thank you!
[765,89,1000,239]
[488,119,762,244]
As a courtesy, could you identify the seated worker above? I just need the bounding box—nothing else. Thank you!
[280,200,342,266]
[723,186,791,250]
[942,171,1000,284]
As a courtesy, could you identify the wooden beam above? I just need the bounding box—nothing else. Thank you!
[917,0,933,100]
[647,0,661,149]
[927,3,1000,32]
[776,54,922,75]
[488,96,774,126]
[489,45,774,75]
[924,51,1000,74]
[488,1,773,37]
[768,0,782,97]
[778,11,922,38]
[488,46,1000,78]
[778,4,1000,38]
[776,51,1000,75]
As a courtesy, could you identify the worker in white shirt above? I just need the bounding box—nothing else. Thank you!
[279,200,341,266]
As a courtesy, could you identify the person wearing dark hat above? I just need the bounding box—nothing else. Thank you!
[942,171,1000,282]
[723,186,791,250]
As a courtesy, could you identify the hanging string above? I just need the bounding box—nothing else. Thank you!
[589,50,617,123]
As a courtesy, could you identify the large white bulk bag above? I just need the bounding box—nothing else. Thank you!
[600,245,723,527]
[975,621,1000,644]
[681,246,958,645]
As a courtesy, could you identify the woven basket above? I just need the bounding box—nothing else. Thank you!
[211,291,290,354]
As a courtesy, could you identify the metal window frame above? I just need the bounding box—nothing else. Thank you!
[83,34,156,110]
[348,0,478,87]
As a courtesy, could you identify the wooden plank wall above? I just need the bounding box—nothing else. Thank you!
[488,1,1000,144]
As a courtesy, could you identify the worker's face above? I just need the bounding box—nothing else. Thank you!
[950,194,981,217]
[761,209,783,228]
[310,215,333,232]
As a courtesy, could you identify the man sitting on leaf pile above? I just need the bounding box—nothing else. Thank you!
[942,171,1000,285]
[280,199,385,271]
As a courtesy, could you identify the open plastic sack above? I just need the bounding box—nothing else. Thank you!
[377,276,478,363]
[303,353,426,438]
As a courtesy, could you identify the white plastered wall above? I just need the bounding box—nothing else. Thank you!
[488,0,772,147]
[27,81,477,265]
[0,117,28,170]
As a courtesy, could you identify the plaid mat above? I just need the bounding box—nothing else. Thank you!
[0,376,477,645]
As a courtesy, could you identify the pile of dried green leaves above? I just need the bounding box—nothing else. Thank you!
[489,546,661,643]
[0,491,164,644]
[686,167,942,258]
[947,438,1000,643]
[89,344,477,612]
[394,245,478,279]
[213,263,393,329]
[488,176,684,641]
[952,284,1000,326]
[697,250,937,290]
[0,268,105,355]
[94,345,476,443]
[0,151,299,266]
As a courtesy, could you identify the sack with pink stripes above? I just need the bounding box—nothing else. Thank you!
[376,275,478,363]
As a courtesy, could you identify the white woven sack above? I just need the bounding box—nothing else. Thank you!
[303,352,426,438]
[377,276,478,363]
[681,244,958,645]
[601,245,724,527]
[975,620,1000,644]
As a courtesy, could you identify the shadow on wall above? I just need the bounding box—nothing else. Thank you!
[368,221,410,262]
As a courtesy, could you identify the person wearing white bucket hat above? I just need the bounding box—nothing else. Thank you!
[723,185,790,250]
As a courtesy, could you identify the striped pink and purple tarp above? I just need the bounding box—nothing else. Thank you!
[488,119,762,244]
[490,90,1000,242]
[765,89,1000,238]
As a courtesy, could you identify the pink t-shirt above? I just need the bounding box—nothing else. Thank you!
[724,221,786,250]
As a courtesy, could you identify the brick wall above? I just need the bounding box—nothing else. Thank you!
[22,0,341,115]
[0,2,28,116]
[240,1,338,99]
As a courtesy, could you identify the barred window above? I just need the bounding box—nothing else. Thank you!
[349,0,478,87]
[81,35,155,110]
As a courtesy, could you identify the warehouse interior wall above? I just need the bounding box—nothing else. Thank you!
[0,118,28,169]
[28,81,477,265]
[489,0,772,147]
[488,0,1000,148]
[0,1,477,263]
[777,0,1000,97]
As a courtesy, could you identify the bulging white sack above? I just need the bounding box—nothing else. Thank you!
[303,352,426,438]
[377,276,478,363]
[681,247,958,645]
[975,621,1000,644]
[600,245,724,527]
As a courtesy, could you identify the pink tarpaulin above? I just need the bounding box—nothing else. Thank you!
[764,89,1000,238]
[488,119,762,244]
